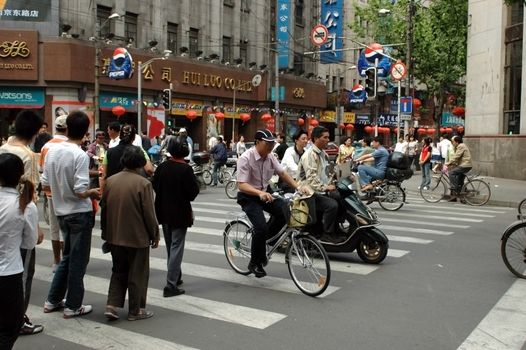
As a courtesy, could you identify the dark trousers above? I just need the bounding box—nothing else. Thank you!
[162,225,186,290]
[107,246,150,315]
[19,248,35,314]
[450,166,472,193]
[314,193,339,234]
[0,273,24,350]
[212,160,226,185]
[47,211,94,310]
[237,192,287,265]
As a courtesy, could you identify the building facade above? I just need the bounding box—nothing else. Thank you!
[466,0,526,180]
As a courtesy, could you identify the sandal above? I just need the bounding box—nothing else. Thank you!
[104,306,119,321]
[127,309,154,321]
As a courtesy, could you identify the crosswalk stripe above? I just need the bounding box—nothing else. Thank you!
[34,264,286,329]
[87,229,380,276]
[380,225,454,236]
[405,209,495,218]
[406,202,509,214]
[387,235,433,244]
[37,241,340,297]
[192,201,238,208]
[379,212,483,223]
[380,217,470,229]
[26,304,198,350]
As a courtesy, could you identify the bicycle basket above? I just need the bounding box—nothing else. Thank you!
[289,197,316,228]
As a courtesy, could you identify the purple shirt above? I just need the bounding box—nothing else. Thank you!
[237,147,284,190]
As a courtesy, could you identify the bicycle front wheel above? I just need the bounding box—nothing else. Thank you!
[501,221,526,279]
[223,220,252,275]
[223,170,232,182]
[286,234,331,297]
[421,176,447,203]
[377,183,405,211]
[225,180,238,199]
[518,198,526,219]
[462,179,491,206]
[202,170,212,185]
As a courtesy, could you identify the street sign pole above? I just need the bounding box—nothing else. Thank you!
[397,80,401,140]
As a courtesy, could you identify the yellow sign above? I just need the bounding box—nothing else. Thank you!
[320,110,335,122]
[171,99,204,116]
[0,40,30,58]
[343,112,356,124]
[181,71,253,92]
[223,104,252,119]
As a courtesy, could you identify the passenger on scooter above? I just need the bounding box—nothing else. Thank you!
[297,126,339,243]
[354,137,389,192]
[279,129,308,193]
[236,129,308,278]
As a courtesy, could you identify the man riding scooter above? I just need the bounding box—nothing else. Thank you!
[353,136,389,195]
[297,126,339,243]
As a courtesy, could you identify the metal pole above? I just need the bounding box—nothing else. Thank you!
[405,0,413,98]
[232,85,236,144]
[137,62,142,136]
[336,68,341,144]
[397,80,401,140]
[94,45,100,130]
[374,58,379,137]
[274,50,280,133]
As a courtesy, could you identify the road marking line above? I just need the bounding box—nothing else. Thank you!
[387,235,433,244]
[37,241,340,297]
[379,212,483,223]
[26,304,198,350]
[380,225,455,236]
[457,279,526,350]
[406,202,509,214]
[34,264,286,329]
[379,217,470,229]
[407,209,495,218]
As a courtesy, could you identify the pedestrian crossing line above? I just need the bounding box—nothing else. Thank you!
[406,202,509,214]
[37,241,340,297]
[88,229,381,276]
[26,304,198,350]
[33,264,286,329]
[379,225,455,236]
[405,209,495,218]
[379,212,483,223]
[379,217,470,229]
[387,235,433,244]
[192,201,239,209]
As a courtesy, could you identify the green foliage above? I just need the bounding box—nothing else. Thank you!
[504,0,526,5]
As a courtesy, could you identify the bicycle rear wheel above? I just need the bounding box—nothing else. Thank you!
[202,170,212,185]
[462,179,491,206]
[225,180,238,199]
[501,221,526,279]
[223,169,232,182]
[420,176,446,203]
[223,220,252,275]
[286,234,331,297]
[518,198,526,219]
[377,183,405,211]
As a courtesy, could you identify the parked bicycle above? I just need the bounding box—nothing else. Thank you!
[500,201,526,279]
[420,168,491,206]
[223,192,331,297]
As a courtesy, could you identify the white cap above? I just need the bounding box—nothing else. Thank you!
[179,128,187,133]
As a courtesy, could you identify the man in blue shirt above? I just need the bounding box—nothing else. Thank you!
[354,137,389,191]
[209,136,228,186]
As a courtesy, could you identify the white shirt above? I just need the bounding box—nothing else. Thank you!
[133,134,142,148]
[439,139,452,159]
[281,146,302,179]
[109,135,142,149]
[394,141,408,154]
[41,142,92,216]
[109,137,120,148]
[0,187,38,276]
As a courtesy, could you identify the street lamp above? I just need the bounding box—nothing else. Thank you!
[136,50,172,135]
[93,12,121,130]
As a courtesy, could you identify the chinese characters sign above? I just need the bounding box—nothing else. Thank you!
[100,92,137,111]
[0,0,51,22]
[276,0,291,69]
[320,0,343,63]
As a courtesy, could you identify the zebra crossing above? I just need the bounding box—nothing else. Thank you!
[22,191,513,349]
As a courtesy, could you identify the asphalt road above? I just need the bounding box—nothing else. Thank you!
[15,185,526,350]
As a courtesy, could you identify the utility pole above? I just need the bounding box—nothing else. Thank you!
[274,50,280,133]
[335,68,341,144]
[405,0,414,132]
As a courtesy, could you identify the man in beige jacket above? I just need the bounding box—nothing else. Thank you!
[446,135,473,202]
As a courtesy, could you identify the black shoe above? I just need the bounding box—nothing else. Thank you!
[247,262,267,278]
[448,197,458,202]
[163,286,185,297]
[176,279,183,287]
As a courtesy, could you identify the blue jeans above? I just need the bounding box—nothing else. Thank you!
[357,164,385,186]
[421,162,431,188]
[162,225,187,290]
[212,161,226,185]
[47,211,94,310]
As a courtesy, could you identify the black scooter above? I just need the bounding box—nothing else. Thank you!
[311,177,389,264]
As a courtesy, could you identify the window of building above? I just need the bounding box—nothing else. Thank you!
[295,0,304,26]
[504,3,523,134]
[167,22,178,54]
[189,28,199,58]
[241,0,251,13]
[96,5,112,38]
[125,12,138,45]
[293,52,304,75]
[223,36,231,63]
[240,40,248,67]
[224,0,235,8]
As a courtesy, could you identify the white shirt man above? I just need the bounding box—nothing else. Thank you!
[438,136,452,163]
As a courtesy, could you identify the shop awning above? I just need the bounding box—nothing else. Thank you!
[0,87,45,108]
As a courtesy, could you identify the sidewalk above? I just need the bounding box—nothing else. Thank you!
[403,170,526,208]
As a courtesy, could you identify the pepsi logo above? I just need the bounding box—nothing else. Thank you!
[352,84,364,93]
[364,43,383,63]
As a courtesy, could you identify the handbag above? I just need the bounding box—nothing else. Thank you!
[289,196,316,228]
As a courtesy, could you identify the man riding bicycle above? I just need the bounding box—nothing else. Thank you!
[354,137,389,192]
[445,135,472,202]
[236,129,307,278]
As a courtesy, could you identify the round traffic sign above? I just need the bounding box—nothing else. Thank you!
[390,61,407,81]
[310,24,329,46]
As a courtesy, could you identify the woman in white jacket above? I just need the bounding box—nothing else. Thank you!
[280,130,308,192]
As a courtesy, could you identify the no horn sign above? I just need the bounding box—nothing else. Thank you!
[310,24,329,46]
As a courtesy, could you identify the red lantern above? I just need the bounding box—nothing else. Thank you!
[297,118,305,126]
[440,127,446,134]
[413,98,422,110]
[261,113,272,122]
[338,123,346,129]
[112,105,125,117]
[310,119,319,127]
[364,125,374,134]
[417,128,427,134]
[240,113,251,122]
[215,112,225,120]
[427,128,435,135]
[185,110,197,121]
[345,124,354,131]
[452,106,465,117]
[445,127,453,133]
[381,127,390,134]
[394,127,398,134]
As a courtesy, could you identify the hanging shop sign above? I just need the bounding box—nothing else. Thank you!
[108,47,134,80]
[441,112,465,127]
[320,0,343,63]
[171,99,205,116]
[224,104,252,119]
[276,0,291,68]
[356,43,392,78]
[100,91,137,111]
[355,115,370,125]
[0,30,38,80]
[378,114,399,126]
[0,1,51,22]
[320,111,356,123]
[348,84,367,104]
[0,87,44,108]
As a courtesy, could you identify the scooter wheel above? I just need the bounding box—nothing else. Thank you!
[357,238,388,264]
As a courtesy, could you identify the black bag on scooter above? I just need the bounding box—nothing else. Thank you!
[387,152,411,170]
[385,167,413,181]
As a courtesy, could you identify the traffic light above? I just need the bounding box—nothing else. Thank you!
[162,89,172,110]
[364,67,377,99]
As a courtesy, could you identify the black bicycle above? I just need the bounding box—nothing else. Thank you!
[500,200,526,279]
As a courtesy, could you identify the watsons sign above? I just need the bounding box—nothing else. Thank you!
[0,87,44,108]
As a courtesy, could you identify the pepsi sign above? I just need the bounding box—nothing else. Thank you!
[357,43,392,79]
[348,84,367,104]
[108,47,134,80]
